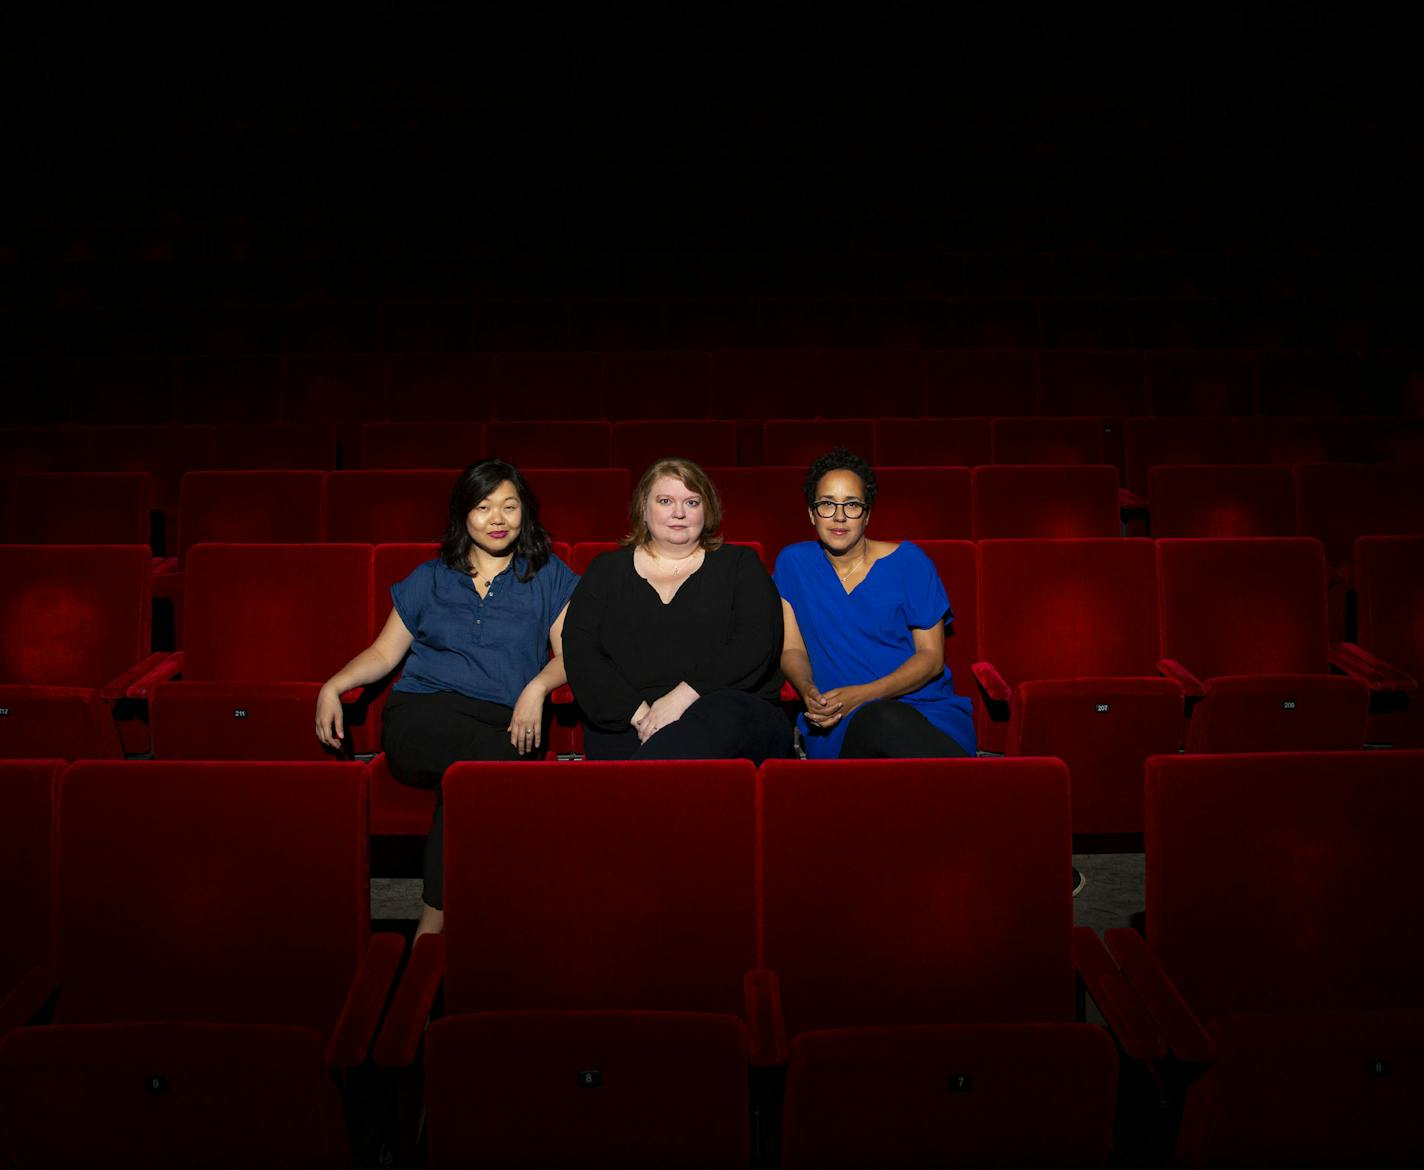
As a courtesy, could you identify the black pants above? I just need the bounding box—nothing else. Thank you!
[838,699,971,759]
[382,689,527,910]
[583,689,793,764]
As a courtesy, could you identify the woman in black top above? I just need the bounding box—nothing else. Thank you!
[563,457,791,762]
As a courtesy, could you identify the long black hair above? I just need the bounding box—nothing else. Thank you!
[439,458,551,582]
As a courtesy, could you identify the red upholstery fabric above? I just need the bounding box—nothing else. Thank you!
[1296,463,1424,571]
[1176,1010,1424,1169]
[976,539,1177,827]
[1255,353,1364,418]
[0,1021,349,1170]
[1037,349,1148,417]
[874,417,993,467]
[1355,536,1424,746]
[175,471,325,564]
[972,464,1121,538]
[523,467,630,544]
[915,541,979,705]
[1145,350,1259,417]
[213,424,336,470]
[175,356,285,425]
[1148,464,1298,538]
[150,680,332,760]
[1122,417,1234,497]
[89,425,216,508]
[358,421,486,469]
[759,757,1077,1037]
[0,426,95,474]
[441,760,757,1016]
[383,353,491,420]
[611,419,737,476]
[706,351,827,420]
[572,541,620,575]
[281,354,383,424]
[1143,751,1424,1165]
[487,420,612,468]
[487,353,605,420]
[781,1024,1117,1170]
[603,353,712,421]
[924,350,1035,416]
[1187,674,1368,753]
[1157,538,1332,679]
[1144,751,1424,1021]
[1234,415,1360,465]
[763,419,874,468]
[10,473,151,544]
[991,416,1105,464]
[425,1011,749,1170]
[323,469,457,543]
[49,760,370,1029]
[180,544,373,683]
[0,759,60,998]
[708,466,808,562]
[366,752,435,837]
[0,686,124,760]
[872,467,974,540]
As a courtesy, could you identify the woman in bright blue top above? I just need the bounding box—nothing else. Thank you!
[773,448,974,759]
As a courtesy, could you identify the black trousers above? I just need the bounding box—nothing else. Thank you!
[838,699,971,759]
[583,689,793,764]
[382,689,528,910]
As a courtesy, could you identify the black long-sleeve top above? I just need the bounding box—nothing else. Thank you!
[563,543,785,731]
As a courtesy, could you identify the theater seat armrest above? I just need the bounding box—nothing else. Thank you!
[550,683,575,705]
[1073,926,1164,1062]
[373,933,447,1068]
[101,651,175,702]
[1156,658,1205,698]
[778,680,799,702]
[0,966,60,1039]
[324,932,405,1068]
[1104,928,1214,1063]
[1327,563,1350,586]
[1118,487,1149,510]
[124,651,184,700]
[151,556,179,576]
[743,968,787,1068]
[339,686,366,703]
[1329,643,1418,692]
[972,661,1012,703]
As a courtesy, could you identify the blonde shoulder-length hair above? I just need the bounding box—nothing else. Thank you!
[622,457,725,551]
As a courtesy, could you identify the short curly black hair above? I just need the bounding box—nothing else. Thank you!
[803,448,878,511]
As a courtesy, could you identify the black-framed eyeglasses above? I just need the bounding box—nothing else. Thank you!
[812,498,867,519]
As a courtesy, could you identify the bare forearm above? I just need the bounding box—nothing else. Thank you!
[780,647,817,697]
[525,654,568,699]
[322,646,403,694]
[860,648,944,703]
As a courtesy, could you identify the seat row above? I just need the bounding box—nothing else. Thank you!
[4,538,1420,832]
[3,751,1420,1167]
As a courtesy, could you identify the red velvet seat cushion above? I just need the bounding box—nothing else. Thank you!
[425,1011,748,1170]
[0,759,60,997]
[782,1023,1117,1170]
[1187,673,1367,753]
[972,464,1121,539]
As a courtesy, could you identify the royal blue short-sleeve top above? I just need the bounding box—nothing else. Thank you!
[390,553,578,708]
[773,540,975,758]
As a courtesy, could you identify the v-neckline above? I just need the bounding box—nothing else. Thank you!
[822,542,898,597]
[634,547,704,606]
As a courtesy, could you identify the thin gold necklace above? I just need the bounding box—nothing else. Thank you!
[829,544,869,581]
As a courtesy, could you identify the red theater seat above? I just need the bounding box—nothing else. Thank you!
[7,472,152,545]
[1036,350,1149,417]
[213,423,336,470]
[0,759,401,1170]
[0,759,60,1008]
[281,354,384,425]
[761,758,1128,1169]
[0,545,163,759]
[1156,538,1372,752]
[911,540,980,712]
[1352,536,1424,746]
[323,470,456,544]
[1107,752,1424,1168]
[359,421,486,470]
[603,352,712,421]
[1145,351,1258,417]
[1233,416,1360,465]
[524,467,629,544]
[872,467,974,540]
[383,353,491,419]
[0,426,95,474]
[1122,417,1234,499]
[711,466,810,563]
[149,544,374,760]
[974,539,1183,831]
[991,416,1105,465]
[763,418,874,468]
[173,471,325,566]
[1295,463,1424,577]
[924,351,1037,417]
[487,352,606,420]
[376,760,760,1168]
[610,419,737,477]
[972,464,1121,539]
[486,420,611,469]
[874,417,993,467]
[1148,464,1298,538]
[89,424,216,510]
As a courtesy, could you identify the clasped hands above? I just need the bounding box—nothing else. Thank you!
[630,681,700,743]
[803,683,873,730]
